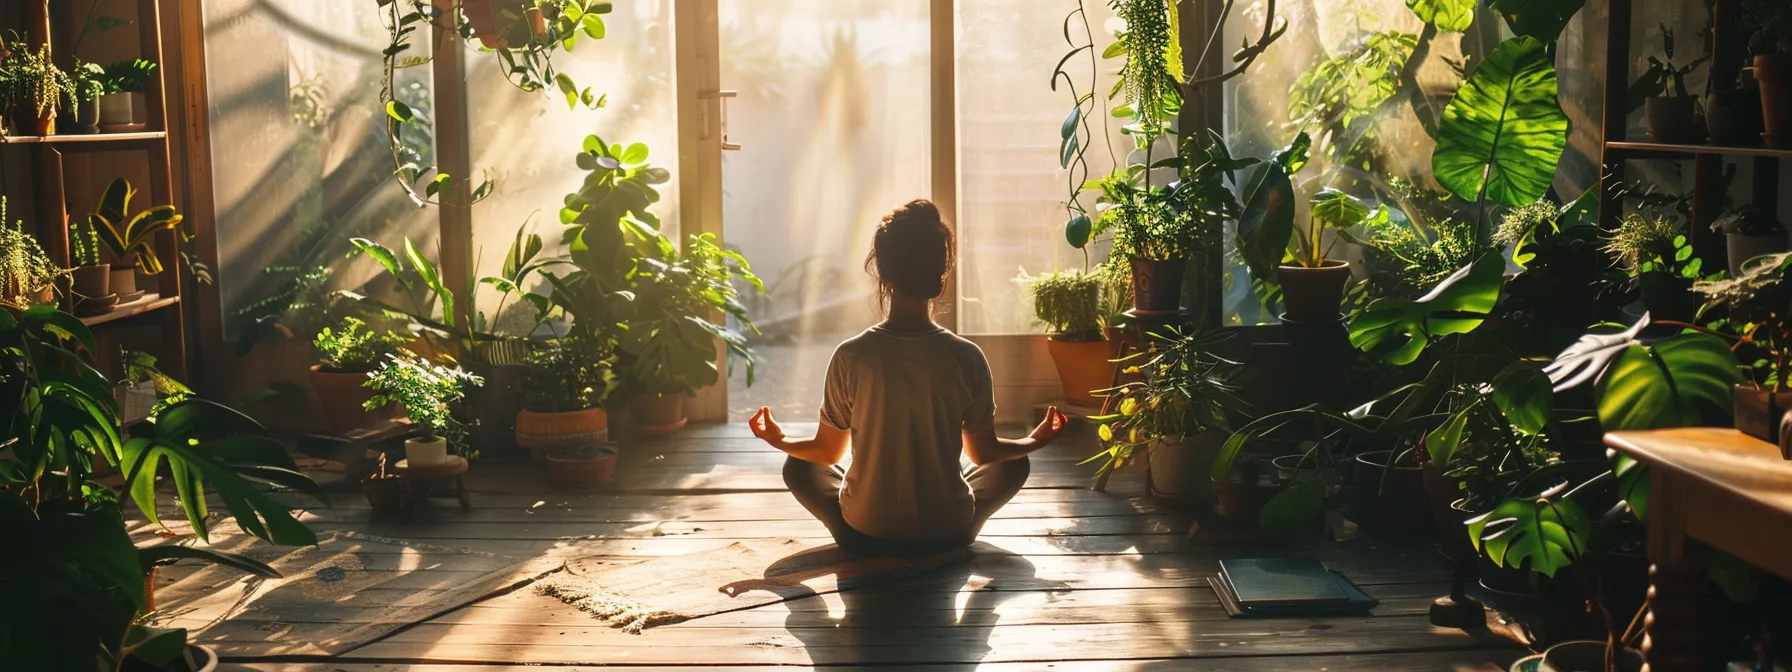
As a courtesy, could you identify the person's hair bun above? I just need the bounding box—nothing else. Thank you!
[866,199,954,303]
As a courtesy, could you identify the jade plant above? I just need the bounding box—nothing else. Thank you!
[312,316,407,373]
[363,352,485,455]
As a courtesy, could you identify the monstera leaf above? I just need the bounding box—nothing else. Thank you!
[1467,488,1592,578]
[1491,362,1554,435]
[1406,0,1474,32]
[1433,37,1570,207]
[1597,333,1741,430]
[1490,0,1586,41]
[1348,254,1504,365]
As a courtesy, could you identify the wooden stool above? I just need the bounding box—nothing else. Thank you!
[394,456,471,513]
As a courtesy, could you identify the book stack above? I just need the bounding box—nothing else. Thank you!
[1209,557,1379,618]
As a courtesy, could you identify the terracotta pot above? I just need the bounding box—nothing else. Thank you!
[70,264,110,299]
[1734,383,1788,443]
[461,0,506,48]
[405,436,449,466]
[309,365,405,436]
[629,393,687,435]
[517,406,610,461]
[1757,53,1792,148]
[362,476,406,519]
[109,267,139,297]
[1277,261,1352,322]
[1354,450,1434,540]
[1541,640,1642,672]
[546,444,619,488]
[1645,97,1699,143]
[525,7,547,37]
[1707,89,1765,146]
[1129,257,1186,313]
[1045,336,1114,408]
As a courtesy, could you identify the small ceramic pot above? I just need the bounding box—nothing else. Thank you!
[98,93,133,126]
[70,264,111,299]
[362,476,406,519]
[629,393,687,436]
[404,436,449,467]
[110,267,140,297]
[1644,96,1699,143]
[1278,261,1353,322]
[1130,257,1187,313]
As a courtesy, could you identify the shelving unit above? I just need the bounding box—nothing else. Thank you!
[1,0,187,380]
[1598,0,1782,269]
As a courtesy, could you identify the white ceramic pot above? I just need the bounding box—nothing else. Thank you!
[98,93,133,125]
[116,383,158,424]
[1540,640,1642,672]
[1146,431,1225,499]
[405,436,449,466]
[1727,232,1788,276]
[185,644,218,672]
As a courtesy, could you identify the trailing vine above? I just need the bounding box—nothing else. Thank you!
[1053,1,1118,263]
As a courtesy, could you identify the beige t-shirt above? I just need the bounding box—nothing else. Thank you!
[820,324,996,543]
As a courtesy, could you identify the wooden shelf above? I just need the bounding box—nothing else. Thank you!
[79,294,180,327]
[1605,140,1792,160]
[0,131,168,148]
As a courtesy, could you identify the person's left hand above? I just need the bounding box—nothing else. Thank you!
[749,406,786,447]
[1029,406,1069,446]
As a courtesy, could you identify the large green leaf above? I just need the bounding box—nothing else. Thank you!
[1490,0,1586,41]
[1612,453,1649,521]
[1467,491,1592,578]
[1491,362,1554,435]
[0,494,143,672]
[1259,482,1327,539]
[1433,37,1570,207]
[1406,0,1475,32]
[1348,254,1504,365]
[1236,161,1294,280]
[1596,333,1741,430]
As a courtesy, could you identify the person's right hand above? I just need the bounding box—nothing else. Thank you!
[1029,406,1069,446]
[748,406,786,448]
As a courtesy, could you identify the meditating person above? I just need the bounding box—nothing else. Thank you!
[747,198,1070,557]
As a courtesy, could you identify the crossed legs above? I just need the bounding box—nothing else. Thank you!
[782,455,1030,557]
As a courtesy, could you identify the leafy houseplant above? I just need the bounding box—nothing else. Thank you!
[0,32,70,135]
[60,59,104,134]
[96,58,156,128]
[1711,205,1787,276]
[67,213,112,301]
[1693,252,1792,446]
[1,197,61,310]
[517,334,618,460]
[119,348,193,423]
[1025,268,1115,407]
[1633,25,1708,144]
[88,177,186,298]
[311,316,409,434]
[620,233,762,434]
[2,306,323,672]
[1088,328,1242,501]
[1743,0,1792,147]
[1604,212,1705,325]
[364,352,485,463]
[1279,189,1379,322]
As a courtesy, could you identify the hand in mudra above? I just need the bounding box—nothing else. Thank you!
[1030,406,1069,445]
[749,406,786,447]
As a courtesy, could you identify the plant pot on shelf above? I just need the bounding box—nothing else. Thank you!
[1708,89,1765,146]
[1045,336,1115,408]
[517,406,610,461]
[63,98,100,134]
[1637,271,1698,325]
[1758,53,1792,148]
[1541,640,1643,672]
[1277,261,1352,322]
[362,475,406,519]
[69,263,110,299]
[116,382,157,423]
[404,436,449,467]
[1726,232,1787,276]
[1353,450,1434,540]
[309,365,406,435]
[546,444,619,488]
[1644,96,1699,143]
[109,267,140,299]
[98,93,133,127]
[629,392,688,436]
[1146,433,1225,502]
[1129,257,1185,313]
[1734,383,1789,443]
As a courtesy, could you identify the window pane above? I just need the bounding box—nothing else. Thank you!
[202,0,439,339]
[720,0,932,421]
[956,0,1127,335]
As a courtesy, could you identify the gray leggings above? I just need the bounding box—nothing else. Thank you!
[782,455,1030,557]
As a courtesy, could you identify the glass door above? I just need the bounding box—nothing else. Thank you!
[714,1,933,422]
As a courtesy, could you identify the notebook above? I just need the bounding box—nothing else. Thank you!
[1217,557,1351,607]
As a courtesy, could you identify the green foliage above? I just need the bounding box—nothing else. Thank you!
[1298,188,1379,268]
[1085,328,1241,478]
[0,33,72,119]
[1442,398,1558,513]
[363,352,484,450]
[1349,254,1504,365]
[1432,37,1570,208]
[1740,0,1792,54]
[1027,269,1105,339]
[312,316,407,372]
[1235,132,1310,280]
[1491,0,1587,41]
[1110,0,1182,137]
[1466,486,1592,578]
[1405,0,1474,33]
[523,333,617,412]
[1352,207,1477,298]
[122,349,195,416]
[1695,252,1792,388]
[620,233,762,396]
[68,216,103,267]
[1629,25,1708,108]
[1,198,61,310]
[1545,315,1743,431]
[1604,213,1697,278]
[96,59,156,95]
[88,178,186,275]
[1288,31,1416,163]
[64,60,105,108]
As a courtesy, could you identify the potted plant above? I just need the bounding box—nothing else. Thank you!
[1692,252,1792,446]
[1089,328,1242,501]
[96,58,156,130]
[1025,267,1115,408]
[1743,0,1792,147]
[619,233,761,435]
[1280,188,1377,322]
[59,59,103,134]
[1099,180,1195,313]
[1,198,62,311]
[1605,212,1704,324]
[1636,24,1707,144]
[1711,206,1786,276]
[0,32,68,136]
[518,332,618,460]
[88,177,186,298]
[545,443,619,488]
[362,452,406,518]
[363,351,485,465]
[118,348,192,423]
[311,316,409,434]
[66,212,112,308]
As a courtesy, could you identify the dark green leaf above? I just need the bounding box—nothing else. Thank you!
[1433,37,1570,207]
[1065,214,1092,249]
[1348,254,1504,365]
[1491,362,1554,435]
[1468,492,1592,578]
[1259,482,1326,538]
[1406,0,1475,32]
[385,100,414,123]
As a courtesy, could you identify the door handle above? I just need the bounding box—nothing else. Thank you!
[698,89,742,151]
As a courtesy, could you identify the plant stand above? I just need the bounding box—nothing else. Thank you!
[395,456,472,514]
[1279,314,1354,410]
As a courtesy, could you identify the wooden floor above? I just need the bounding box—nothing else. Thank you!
[148,422,1525,671]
